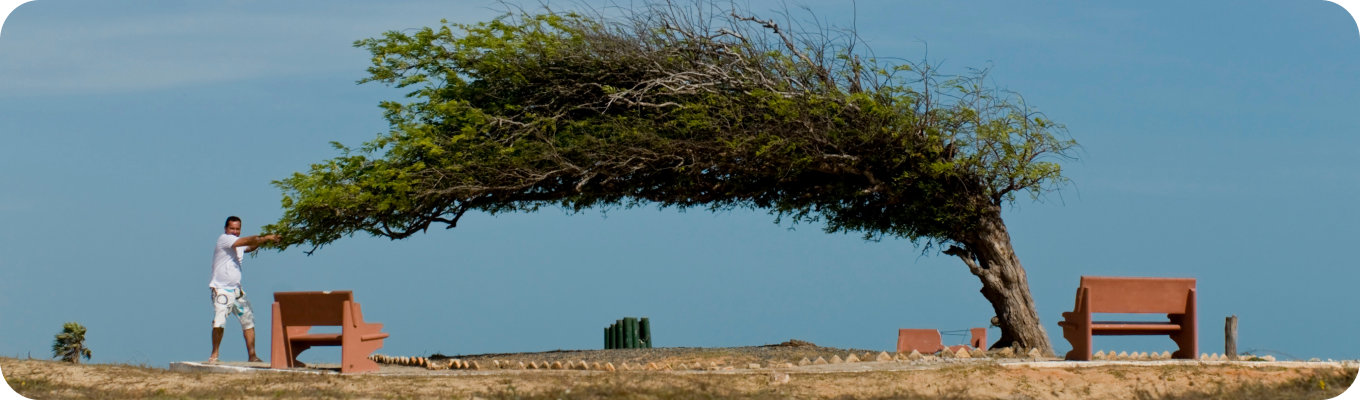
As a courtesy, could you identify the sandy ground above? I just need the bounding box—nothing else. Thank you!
[4,356,1356,399]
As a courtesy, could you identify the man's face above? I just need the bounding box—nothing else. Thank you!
[225,221,242,236]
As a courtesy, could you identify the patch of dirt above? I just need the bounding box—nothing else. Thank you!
[3,356,1355,399]
[762,339,816,348]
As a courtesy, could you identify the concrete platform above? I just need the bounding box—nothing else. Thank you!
[169,361,335,374]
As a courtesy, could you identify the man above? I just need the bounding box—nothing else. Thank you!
[208,216,279,363]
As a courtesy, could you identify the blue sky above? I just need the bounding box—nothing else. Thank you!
[0,0,1357,367]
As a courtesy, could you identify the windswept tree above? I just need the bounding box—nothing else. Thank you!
[52,322,92,364]
[264,2,1077,353]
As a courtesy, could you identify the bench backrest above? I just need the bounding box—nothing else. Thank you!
[274,291,355,326]
[1080,276,1195,314]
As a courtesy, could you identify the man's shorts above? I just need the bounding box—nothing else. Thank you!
[211,287,255,330]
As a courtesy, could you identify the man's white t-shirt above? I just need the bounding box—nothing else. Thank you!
[209,234,244,289]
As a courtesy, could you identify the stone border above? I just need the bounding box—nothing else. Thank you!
[1001,360,1356,369]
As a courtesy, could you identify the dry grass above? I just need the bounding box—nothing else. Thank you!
[2,357,1354,399]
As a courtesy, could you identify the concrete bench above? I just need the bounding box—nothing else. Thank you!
[897,329,945,354]
[969,327,987,349]
[270,291,389,373]
[897,328,988,354]
[1057,276,1197,361]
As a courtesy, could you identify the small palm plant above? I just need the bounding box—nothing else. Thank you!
[51,322,92,364]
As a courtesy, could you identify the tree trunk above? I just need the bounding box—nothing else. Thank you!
[944,205,1054,355]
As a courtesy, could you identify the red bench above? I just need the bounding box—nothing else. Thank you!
[1057,276,1197,361]
[270,291,389,373]
[897,328,989,354]
[969,327,987,349]
[897,329,945,354]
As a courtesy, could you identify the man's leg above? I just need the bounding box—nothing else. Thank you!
[243,328,262,362]
[210,327,224,362]
[236,288,263,362]
[210,288,229,362]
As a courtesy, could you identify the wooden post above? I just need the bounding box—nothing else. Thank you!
[1225,315,1238,361]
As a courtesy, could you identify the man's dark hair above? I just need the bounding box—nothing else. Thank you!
[225,216,242,228]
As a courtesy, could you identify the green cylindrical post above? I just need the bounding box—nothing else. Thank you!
[623,317,637,349]
[605,326,612,349]
[614,320,625,349]
[636,318,644,349]
[631,317,641,349]
[611,323,620,349]
[634,317,643,349]
[640,317,651,348]
[611,323,619,349]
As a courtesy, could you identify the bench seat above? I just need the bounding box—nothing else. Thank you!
[289,333,343,345]
[287,332,390,344]
[1060,320,1182,335]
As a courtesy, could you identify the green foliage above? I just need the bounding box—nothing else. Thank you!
[263,3,1077,253]
[52,322,91,364]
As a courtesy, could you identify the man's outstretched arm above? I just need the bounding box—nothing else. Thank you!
[232,235,280,249]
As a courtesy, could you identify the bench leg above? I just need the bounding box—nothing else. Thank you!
[1168,289,1197,360]
[289,344,312,367]
[270,303,287,369]
[342,339,383,373]
[1060,288,1092,361]
[1060,322,1091,361]
[1168,314,1196,359]
[340,301,384,373]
